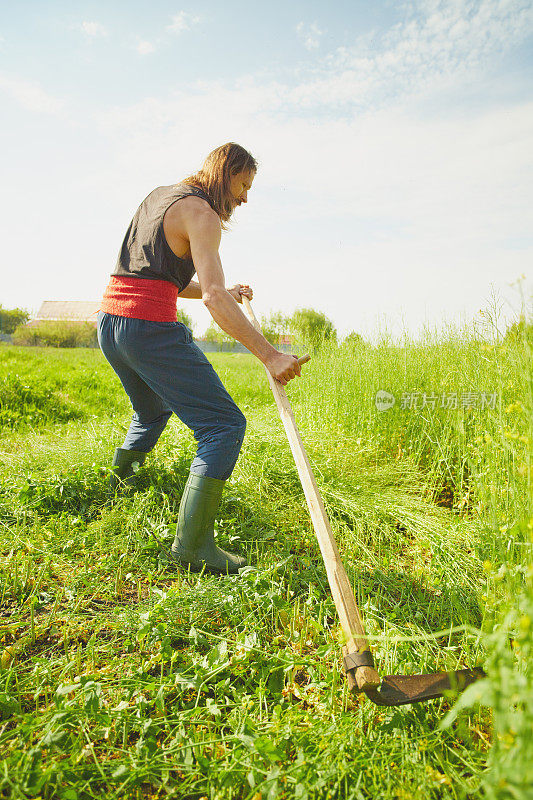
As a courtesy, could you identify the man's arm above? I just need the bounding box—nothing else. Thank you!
[180,198,300,385]
[179,279,251,303]
[178,280,202,299]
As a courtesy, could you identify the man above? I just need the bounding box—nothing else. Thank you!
[98,143,300,575]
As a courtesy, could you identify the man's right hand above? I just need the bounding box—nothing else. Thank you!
[265,352,301,385]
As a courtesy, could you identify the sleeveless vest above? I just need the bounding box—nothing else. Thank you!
[112,183,215,291]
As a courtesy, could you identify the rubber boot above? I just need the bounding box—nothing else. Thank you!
[171,474,247,575]
[109,447,147,490]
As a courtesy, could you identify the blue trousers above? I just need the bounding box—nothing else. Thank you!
[97,312,246,480]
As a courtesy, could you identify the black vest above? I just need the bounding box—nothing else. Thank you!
[112,184,215,291]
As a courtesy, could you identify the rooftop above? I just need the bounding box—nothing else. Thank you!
[34,301,100,323]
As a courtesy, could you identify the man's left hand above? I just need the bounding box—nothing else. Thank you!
[227,284,253,304]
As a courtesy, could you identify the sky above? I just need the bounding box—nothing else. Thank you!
[1,0,532,340]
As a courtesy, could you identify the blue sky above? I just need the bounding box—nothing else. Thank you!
[1,0,532,338]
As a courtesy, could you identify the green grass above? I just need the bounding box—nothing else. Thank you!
[0,325,531,800]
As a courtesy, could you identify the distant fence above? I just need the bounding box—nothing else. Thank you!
[1,328,295,354]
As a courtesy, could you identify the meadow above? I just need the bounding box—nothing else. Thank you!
[0,319,531,800]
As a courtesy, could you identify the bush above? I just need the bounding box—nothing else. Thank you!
[504,315,533,344]
[12,321,98,348]
[0,305,29,333]
[290,307,337,350]
[342,331,367,348]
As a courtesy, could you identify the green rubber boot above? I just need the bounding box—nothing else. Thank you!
[109,447,147,490]
[171,474,247,575]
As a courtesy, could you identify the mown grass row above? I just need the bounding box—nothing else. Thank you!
[0,318,531,800]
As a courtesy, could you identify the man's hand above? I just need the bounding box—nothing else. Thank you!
[265,352,301,386]
[227,284,253,304]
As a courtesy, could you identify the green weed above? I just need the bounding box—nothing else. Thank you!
[0,311,530,799]
[0,375,83,430]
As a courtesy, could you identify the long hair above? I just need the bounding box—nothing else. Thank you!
[182,143,257,229]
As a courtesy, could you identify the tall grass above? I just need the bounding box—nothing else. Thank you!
[0,306,530,799]
[293,319,529,525]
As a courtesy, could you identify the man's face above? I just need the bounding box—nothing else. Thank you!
[229,169,255,209]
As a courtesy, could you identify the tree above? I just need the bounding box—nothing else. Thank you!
[203,321,234,345]
[176,308,194,333]
[260,311,291,345]
[289,308,337,350]
[0,305,29,333]
[343,331,366,348]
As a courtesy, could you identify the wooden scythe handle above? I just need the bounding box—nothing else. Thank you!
[242,296,380,691]
[296,354,311,367]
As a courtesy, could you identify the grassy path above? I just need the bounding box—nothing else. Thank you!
[0,339,531,799]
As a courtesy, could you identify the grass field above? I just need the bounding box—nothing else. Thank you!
[0,323,531,800]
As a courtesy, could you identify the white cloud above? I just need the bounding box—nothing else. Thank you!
[167,11,201,34]
[137,40,155,55]
[81,21,107,38]
[0,73,63,114]
[94,0,533,231]
[315,0,533,109]
[296,21,323,50]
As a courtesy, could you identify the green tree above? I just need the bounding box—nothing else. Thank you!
[343,330,367,348]
[290,308,337,350]
[176,308,194,333]
[203,321,234,345]
[0,305,29,333]
[260,311,290,345]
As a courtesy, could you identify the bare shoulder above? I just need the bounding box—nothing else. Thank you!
[168,194,218,226]
[180,196,221,241]
[164,193,220,251]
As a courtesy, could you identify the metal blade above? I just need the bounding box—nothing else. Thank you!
[363,667,486,707]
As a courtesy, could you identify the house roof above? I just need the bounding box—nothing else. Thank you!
[35,301,100,322]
